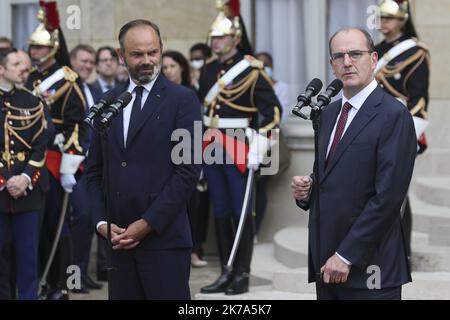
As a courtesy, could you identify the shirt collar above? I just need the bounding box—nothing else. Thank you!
[342,78,378,111]
[98,77,115,89]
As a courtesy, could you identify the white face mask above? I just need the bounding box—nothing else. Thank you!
[191,59,204,70]
[264,66,273,78]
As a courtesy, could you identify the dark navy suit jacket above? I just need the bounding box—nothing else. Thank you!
[86,75,201,251]
[299,85,416,289]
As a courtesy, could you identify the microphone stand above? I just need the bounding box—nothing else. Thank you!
[309,102,324,300]
[98,125,114,300]
[293,101,324,299]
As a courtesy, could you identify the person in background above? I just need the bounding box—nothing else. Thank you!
[255,52,291,127]
[0,37,13,49]
[162,50,209,268]
[68,44,103,293]
[16,50,32,88]
[374,0,430,262]
[189,43,212,90]
[91,46,120,93]
[0,48,49,300]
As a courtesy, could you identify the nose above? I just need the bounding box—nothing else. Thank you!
[343,53,353,66]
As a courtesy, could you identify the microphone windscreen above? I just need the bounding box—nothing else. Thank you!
[308,78,323,94]
[328,79,343,95]
[99,90,116,104]
[117,91,133,105]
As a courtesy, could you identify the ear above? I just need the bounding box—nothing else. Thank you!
[371,51,378,71]
[329,58,336,75]
[116,47,124,64]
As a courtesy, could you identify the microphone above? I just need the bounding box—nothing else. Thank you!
[84,91,116,126]
[100,92,133,128]
[292,78,323,119]
[314,79,343,110]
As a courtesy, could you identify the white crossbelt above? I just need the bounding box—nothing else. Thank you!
[32,68,65,96]
[204,58,251,105]
[203,115,249,129]
[375,39,417,75]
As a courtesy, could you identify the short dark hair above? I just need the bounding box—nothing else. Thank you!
[118,19,163,52]
[255,51,273,65]
[328,28,375,56]
[0,47,17,67]
[95,46,118,65]
[0,37,13,48]
[70,44,96,60]
[189,43,212,59]
[162,50,191,87]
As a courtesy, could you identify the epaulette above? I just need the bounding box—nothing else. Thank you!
[62,66,79,83]
[205,57,218,66]
[244,55,264,69]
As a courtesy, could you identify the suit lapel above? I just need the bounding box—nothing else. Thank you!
[318,101,341,179]
[320,86,384,184]
[125,75,166,147]
[111,82,129,151]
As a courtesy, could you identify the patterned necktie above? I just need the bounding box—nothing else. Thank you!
[326,102,353,167]
[127,86,143,145]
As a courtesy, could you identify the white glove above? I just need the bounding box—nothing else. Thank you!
[60,174,76,193]
[247,151,264,170]
[246,128,270,170]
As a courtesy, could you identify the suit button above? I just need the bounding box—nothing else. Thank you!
[121,161,127,167]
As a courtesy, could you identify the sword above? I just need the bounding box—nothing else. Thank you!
[225,168,255,271]
[39,192,70,295]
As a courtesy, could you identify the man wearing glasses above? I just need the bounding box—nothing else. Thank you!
[292,28,417,300]
[91,46,121,93]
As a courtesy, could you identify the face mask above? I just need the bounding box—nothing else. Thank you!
[264,66,273,78]
[191,59,204,70]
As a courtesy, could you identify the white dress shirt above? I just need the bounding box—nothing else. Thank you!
[97,77,116,93]
[83,83,94,110]
[326,78,378,158]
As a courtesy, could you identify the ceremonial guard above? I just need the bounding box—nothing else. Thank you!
[375,0,430,259]
[199,1,281,295]
[0,48,49,300]
[26,6,87,300]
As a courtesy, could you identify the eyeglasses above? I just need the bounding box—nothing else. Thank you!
[330,50,373,63]
[98,57,117,64]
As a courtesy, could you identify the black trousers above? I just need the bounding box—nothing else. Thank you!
[317,283,401,300]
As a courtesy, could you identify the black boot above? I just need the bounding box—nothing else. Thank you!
[225,215,254,295]
[201,217,234,294]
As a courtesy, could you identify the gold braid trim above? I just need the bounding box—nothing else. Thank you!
[61,85,74,121]
[30,120,45,145]
[409,97,427,118]
[403,52,428,95]
[63,123,83,153]
[377,72,409,102]
[5,101,43,113]
[7,128,32,149]
[260,69,275,88]
[220,70,259,98]
[73,81,87,111]
[47,81,71,105]
[380,49,427,77]
[217,95,258,112]
[28,152,47,168]
[52,118,64,124]
[259,106,281,134]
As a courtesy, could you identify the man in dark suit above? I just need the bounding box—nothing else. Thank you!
[69,44,103,293]
[86,19,201,300]
[291,28,417,300]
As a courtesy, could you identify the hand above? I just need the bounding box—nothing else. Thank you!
[291,176,312,201]
[320,254,351,284]
[60,174,76,193]
[98,223,126,240]
[6,175,29,199]
[111,219,152,250]
[247,151,263,170]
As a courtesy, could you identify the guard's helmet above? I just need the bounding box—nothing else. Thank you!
[209,0,241,39]
[28,7,59,63]
[379,0,409,20]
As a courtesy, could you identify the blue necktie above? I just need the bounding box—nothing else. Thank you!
[127,86,143,145]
